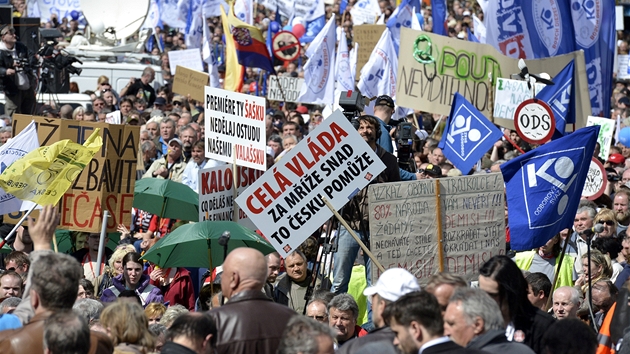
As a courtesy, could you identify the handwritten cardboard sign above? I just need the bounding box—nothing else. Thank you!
[586,116,615,161]
[353,25,386,81]
[267,76,304,102]
[397,28,591,131]
[369,173,505,284]
[7,115,140,232]
[173,66,209,103]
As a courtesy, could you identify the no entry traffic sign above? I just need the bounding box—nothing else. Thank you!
[514,98,555,145]
[272,31,301,62]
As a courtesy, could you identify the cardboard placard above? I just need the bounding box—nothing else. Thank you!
[198,165,265,229]
[353,25,386,81]
[267,76,304,102]
[369,173,505,285]
[204,86,267,170]
[586,115,616,161]
[236,110,386,257]
[7,115,140,232]
[493,78,545,120]
[396,28,592,131]
[173,66,209,103]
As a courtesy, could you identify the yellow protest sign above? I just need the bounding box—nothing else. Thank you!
[0,130,102,205]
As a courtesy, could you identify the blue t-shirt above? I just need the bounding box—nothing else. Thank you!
[0,313,21,331]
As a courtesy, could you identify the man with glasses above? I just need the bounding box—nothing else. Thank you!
[306,299,329,324]
[0,25,36,117]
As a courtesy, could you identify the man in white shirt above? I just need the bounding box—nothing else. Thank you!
[182,141,224,193]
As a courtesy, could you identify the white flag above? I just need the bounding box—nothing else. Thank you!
[297,15,336,105]
[0,121,38,215]
[234,0,254,25]
[357,28,396,100]
[349,42,358,81]
[472,14,486,43]
[335,29,354,93]
[201,8,221,88]
[411,7,422,30]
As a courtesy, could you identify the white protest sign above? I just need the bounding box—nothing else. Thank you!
[168,49,204,75]
[105,110,122,125]
[268,77,304,102]
[198,165,265,228]
[204,87,267,170]
[350,5,379,25]
[618,55,630,80]
[514,99,555,145]
[586,116,616,161]
[236,110,386,257]
[493,78,545,120]
[582,158,606,200]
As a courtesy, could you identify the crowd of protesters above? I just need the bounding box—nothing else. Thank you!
[0,0,629,353]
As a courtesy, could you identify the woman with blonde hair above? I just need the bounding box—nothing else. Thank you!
[72,106,85,120]
[144,303,166,325]
[594,208,617,238]
[94,244,136,297]
[100,301,155,354]
[575,249,613,295]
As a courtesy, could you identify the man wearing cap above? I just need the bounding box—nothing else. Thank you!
[338,268,420,354]
[143,137,187,183]
[0,25,36,117]
[418,164,442,179]
[153,97,167,111]
[373,95,396,153]
[607,153,626,169]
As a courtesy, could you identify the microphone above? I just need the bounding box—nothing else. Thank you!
[581,223,605,238]
[515,58,555,87]
[218,231,231,247]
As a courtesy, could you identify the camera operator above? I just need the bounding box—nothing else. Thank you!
[332,115,400,295]
[0,25,35,116]
[373,95,427,181]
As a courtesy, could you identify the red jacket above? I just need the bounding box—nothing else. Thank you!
[148,265,195,310]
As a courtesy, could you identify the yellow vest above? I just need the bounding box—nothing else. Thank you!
[514,251,574,290]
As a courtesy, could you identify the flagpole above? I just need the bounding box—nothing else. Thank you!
[0,203,38,250]
[544,233,570,311]
[435,179,444,272]
[273,74,288,103]
[429,115,444,139]
[503,132,525,154]
[95,210,109,278]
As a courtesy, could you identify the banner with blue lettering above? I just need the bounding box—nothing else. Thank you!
[535,60,574,140]
[501,125,599,251]
[483,0,575,58]
[438,93,503,175]
[570,0,615,117]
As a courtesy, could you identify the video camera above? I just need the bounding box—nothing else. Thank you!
[338,89,368,129]
[396,120,416,173]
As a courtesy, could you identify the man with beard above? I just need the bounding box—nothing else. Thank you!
[274,250,319,314]
[179,125,198,163]
[614,189,630,233]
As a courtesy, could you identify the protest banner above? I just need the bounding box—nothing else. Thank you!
[618,55,630,80]
[353,25,386,81]
[168,49,204,75]
[267,76,304,102]
[204,86,267,170]
[236,110,387,257]
[198,165,265,229]
[397,28,591,131]
[6,115,139,232]
[582,158,606,200]
[173,66,209,103]
[493,78,544,120]
[369,173,505,285]
[586,116,616,161]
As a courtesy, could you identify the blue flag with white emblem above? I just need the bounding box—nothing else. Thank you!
[501,125,599,251]
[438,93,503,175]
[535,60,574,140]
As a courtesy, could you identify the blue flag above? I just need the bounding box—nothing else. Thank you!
[431,0,447,36]
[501,125,600,251]
[467,27,479,43]
[535,60,574,140]
[386,0,420,54]
[438,93,503,174]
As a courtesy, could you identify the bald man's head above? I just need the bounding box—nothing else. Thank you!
[221,248,268,299]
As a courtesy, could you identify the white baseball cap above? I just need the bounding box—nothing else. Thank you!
[363,268,420,301]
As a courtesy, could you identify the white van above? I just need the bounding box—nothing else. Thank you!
[0,92,94,115]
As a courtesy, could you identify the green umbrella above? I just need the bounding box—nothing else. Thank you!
[133,178,199,221]
[142,221,275,268]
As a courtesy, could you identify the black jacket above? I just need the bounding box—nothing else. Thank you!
[0,42,35,95]
[336,326,399,354]
[274,270,322,313]
[422,339,487,354]
[467,329,535,354]
[208,289,295,354]
[513,307,556,354]
[160,342,197,354]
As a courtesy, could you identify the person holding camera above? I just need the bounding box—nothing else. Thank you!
[0,25,35,117]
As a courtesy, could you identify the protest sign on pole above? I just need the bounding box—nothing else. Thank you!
[582,158,607,201]
[353,25,386,81]
[198,165,265,229]
[236,110,386,257]
[6,115,139,232]
[618,55,630,80]
[586,116,615,161]
[168,49,204,75]
[369,173,505,284]
[396,28,591,131]
[267,77,304,102]
[204,86,267,171]
[173,66,210,103]
[493,78,545,120]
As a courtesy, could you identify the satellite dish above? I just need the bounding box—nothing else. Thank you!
[80,0,150,42]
